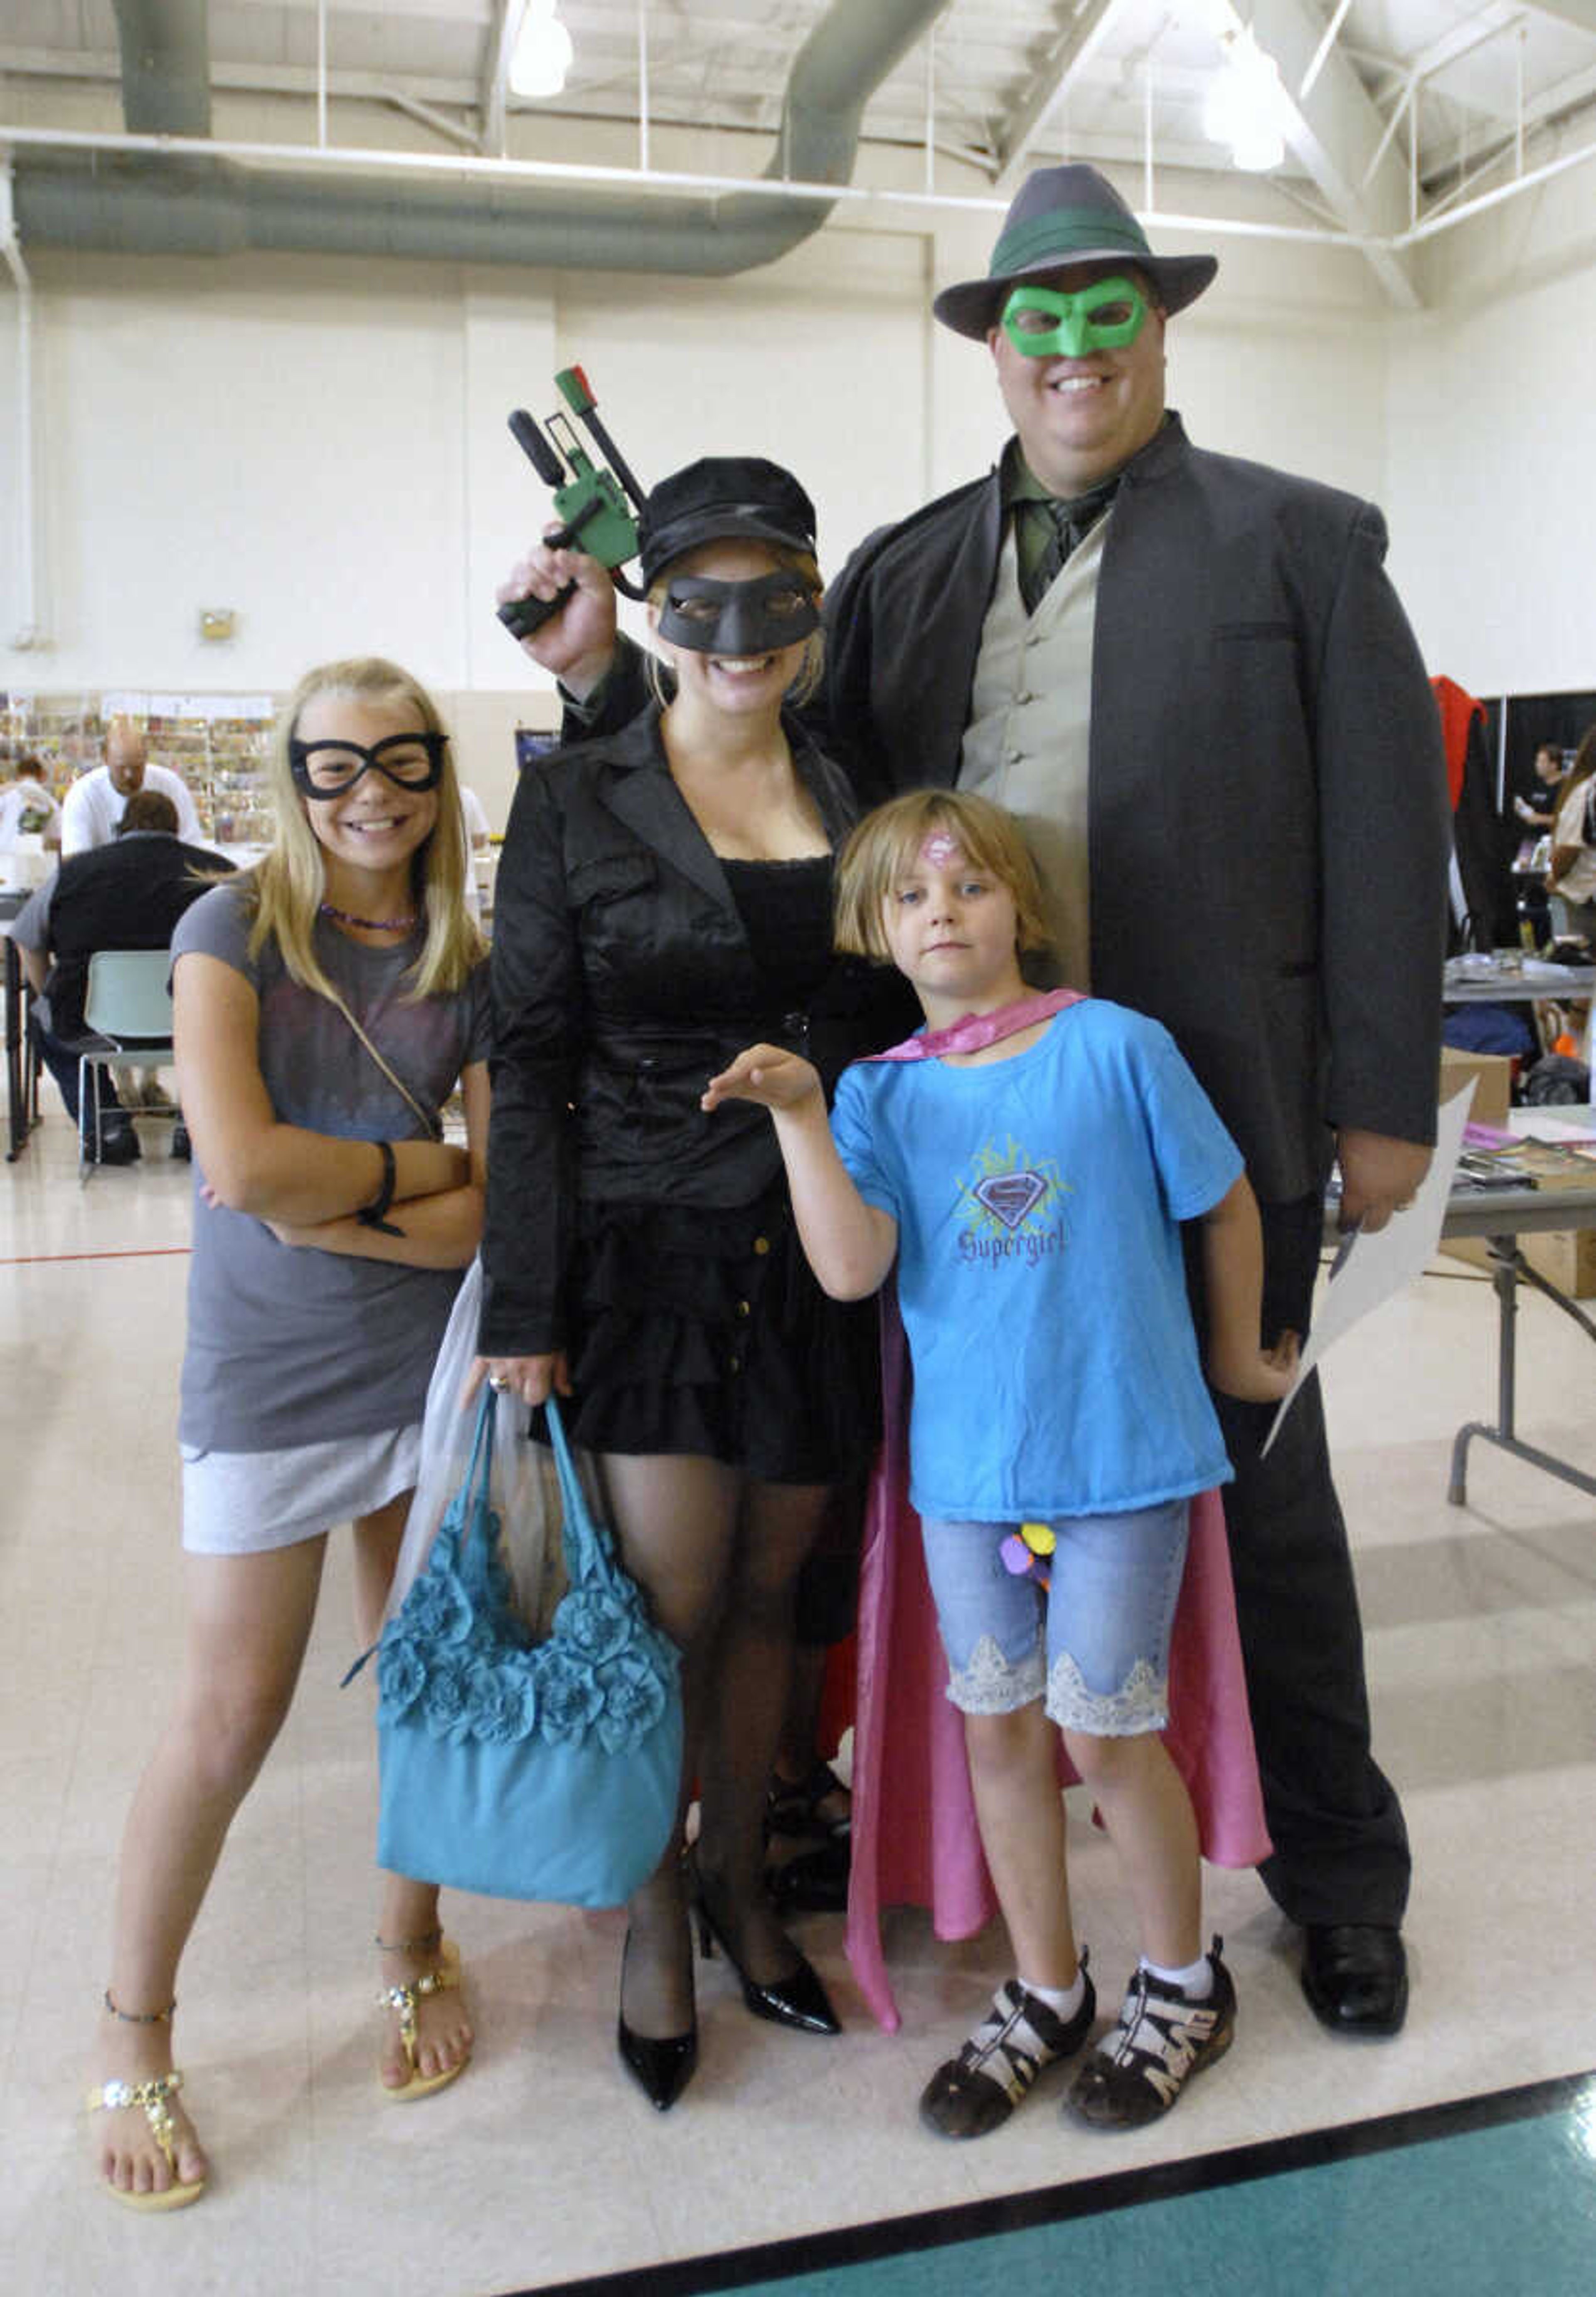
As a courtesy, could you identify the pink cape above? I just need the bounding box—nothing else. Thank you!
[843,1298,1272,2032]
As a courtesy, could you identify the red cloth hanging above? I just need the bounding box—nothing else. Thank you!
[1431,676,1484,812]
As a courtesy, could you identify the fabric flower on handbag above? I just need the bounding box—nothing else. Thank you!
[400,1562,474,1648]
[420,1653,474,1741]
[552,1583,635,1666]
[464,1653,537,1744]
[535,1647,606,1743]
[376,1633,426,1721]
[594,1645,672,1753]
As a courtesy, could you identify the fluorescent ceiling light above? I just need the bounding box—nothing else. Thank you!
[510,1,574,101]
[1202,30,1287,173]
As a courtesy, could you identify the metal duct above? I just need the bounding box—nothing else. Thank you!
[111,0,212,138]
[12,0,946,273]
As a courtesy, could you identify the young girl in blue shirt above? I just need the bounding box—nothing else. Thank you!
[703,787,1297,2137]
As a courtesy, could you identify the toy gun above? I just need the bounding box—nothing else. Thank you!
[496,366,648,641]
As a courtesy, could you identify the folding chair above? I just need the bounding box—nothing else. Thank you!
[74,948,177,1181]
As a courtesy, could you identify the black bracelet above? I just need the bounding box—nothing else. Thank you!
[357,1140,405,1236]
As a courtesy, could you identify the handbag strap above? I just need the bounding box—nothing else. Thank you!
[542,1395,615,1587]
[324,984,445,1142]
[451,1387,502,1594]
[340,1387,497,1688]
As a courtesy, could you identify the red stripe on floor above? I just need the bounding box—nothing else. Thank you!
[0,1246,192,1264]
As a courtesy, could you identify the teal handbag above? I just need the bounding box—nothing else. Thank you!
[375,1390,683,1907]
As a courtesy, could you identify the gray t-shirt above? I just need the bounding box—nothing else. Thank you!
[175,882,493,1452]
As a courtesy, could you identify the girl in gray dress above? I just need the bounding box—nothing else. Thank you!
[87,658,491,2209]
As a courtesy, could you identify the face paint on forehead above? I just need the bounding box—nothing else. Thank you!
[919,830,964,870]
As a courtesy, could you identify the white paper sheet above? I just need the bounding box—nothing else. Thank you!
[1260,1083,1477,1458]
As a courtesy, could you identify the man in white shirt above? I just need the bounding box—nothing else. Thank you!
[60,718,202,859]
[0,757,63,851]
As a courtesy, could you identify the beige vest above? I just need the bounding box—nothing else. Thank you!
[958,516,1106,991]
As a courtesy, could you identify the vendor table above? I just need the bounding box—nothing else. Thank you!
[1438,1177,1596,1507]
[1443,954,1594,1067]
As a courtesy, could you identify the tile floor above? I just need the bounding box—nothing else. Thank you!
[2,1095,1593,2297]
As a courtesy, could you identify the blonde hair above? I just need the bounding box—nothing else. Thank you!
[834,789,1054,963]
[240,656,482,1002]
[645,542,825,712]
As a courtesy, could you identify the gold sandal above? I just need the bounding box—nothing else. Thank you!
[377,1932,470,2102]
[88,1989,206,2211]
[86,2071,206,2211]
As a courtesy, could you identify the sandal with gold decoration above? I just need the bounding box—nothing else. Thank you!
[87,1991,206,2211]
[377,1929,470,2102]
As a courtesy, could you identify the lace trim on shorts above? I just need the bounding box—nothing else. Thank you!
[1045,1651,1169,1735]
[947,1633,1046,1715]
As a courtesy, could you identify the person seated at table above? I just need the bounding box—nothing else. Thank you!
[8,790,230,1163]
[0,755,63,852]
[1513,743,1572,832]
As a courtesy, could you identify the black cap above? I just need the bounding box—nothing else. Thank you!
[638,456,817,587]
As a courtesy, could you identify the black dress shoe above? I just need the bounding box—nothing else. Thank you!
[616,1932,697,2111]
[616,2013,698,2110]
[690,1860,841,2035]
[91,1127,142,1167]
[1301,1923,1408,2036]
[766,1834,850,1916]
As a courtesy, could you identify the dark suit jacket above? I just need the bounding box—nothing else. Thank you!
[40,831,233,1038]
[819,417,1451,1202]
[480,705,906,1356]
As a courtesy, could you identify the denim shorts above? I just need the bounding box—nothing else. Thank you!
[919,1500,1190,1736]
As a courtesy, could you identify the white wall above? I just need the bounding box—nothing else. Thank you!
[15,122,1590,806]
[1385,128,1596,698]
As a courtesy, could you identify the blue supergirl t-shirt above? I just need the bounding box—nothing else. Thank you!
[830,1000,1243,1522]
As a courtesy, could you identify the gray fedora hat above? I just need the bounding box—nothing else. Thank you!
[933,164,1218,340]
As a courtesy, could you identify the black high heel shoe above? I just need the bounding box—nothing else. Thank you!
[616,1929,698,2111]
[689,1858,841,2036]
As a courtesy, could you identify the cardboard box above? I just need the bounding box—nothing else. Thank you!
[1442,1215,1596,1298]
[1440,1046,1514,1126]
[1522,1226,1596,1298]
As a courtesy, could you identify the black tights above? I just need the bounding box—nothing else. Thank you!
[594,1451,830,2036]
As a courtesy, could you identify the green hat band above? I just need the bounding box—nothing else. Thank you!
[990,205,1149,279]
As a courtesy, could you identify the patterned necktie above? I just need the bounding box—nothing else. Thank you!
[1019,481,1120,614]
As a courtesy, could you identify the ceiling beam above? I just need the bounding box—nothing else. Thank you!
[1516,0,1596,31]
[1223,0,1424,307]
[1406,7,1527,101]
[990,0,1130,189]
[0,47,481,110]
[479,0,517,155]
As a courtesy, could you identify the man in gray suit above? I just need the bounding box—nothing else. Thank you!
[502,165,1450,2037]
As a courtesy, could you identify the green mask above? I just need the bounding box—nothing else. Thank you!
[1000,275,1150,358]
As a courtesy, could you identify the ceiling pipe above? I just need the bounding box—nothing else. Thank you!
[11,0,948,275]
[109,0,212,138]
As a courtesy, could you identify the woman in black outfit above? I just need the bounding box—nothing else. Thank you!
[475,459,896,2107]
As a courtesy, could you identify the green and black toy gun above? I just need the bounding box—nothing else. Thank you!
[496,366,648,641]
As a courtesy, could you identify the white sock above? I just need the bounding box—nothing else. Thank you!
[1140,1951,1213,1999]
[1017,1969,1087,2021]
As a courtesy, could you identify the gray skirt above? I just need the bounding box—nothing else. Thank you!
[180,1422,422,1555]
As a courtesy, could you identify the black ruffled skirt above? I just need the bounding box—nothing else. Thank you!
[561,1187,882,1486]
